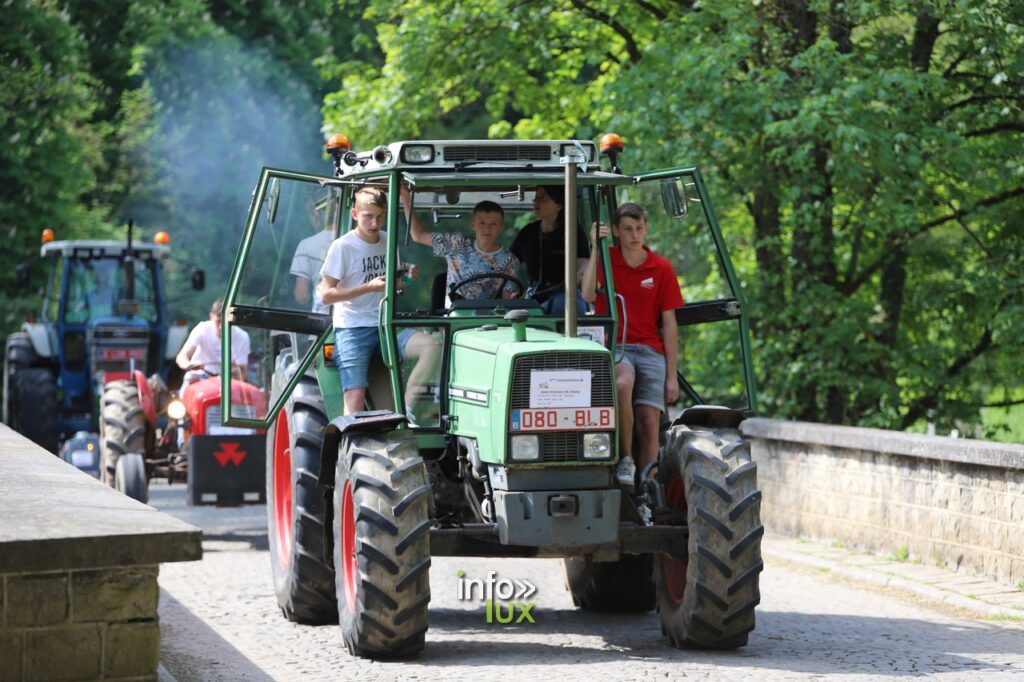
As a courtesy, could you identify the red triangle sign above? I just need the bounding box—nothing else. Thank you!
[212,442,247,467]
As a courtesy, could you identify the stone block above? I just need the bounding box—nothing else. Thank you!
[25,626,101,681]
[105,621,160,678]
[8,574,67,627]
[0,633,23,682]
[72,567,158,623]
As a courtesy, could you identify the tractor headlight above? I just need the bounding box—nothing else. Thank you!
[69,449,96,468]
[167,398,187,421]
[583,433,612,459]
[510,435,540,461]
[400,144,435,164]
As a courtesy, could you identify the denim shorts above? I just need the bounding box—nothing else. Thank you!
[618,343,667,412]
[396,328,416,360]
[335,326,383,391]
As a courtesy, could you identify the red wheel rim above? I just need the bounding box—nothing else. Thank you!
[662,473,687,604]
[340,479,357,612]
[272,409,293,571]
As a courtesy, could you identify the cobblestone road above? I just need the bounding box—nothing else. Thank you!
[152,484,1024,681]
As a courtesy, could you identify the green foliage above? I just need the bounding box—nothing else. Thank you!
[0,0,114,327]
[4,0,1021,441]
[1,0,358,329]
[324,0,1024,439]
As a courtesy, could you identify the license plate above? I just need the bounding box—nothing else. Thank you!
[98,348,146,360]
[510,407,614,431]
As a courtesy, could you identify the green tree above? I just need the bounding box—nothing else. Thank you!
[0,0,112,327]
[324,0,1024,437]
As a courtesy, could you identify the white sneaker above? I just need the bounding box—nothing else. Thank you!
[616,456,636,492]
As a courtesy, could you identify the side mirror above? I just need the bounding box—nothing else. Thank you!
[660,178,689,219]
[191,267,206,291]
[15,263,29,288]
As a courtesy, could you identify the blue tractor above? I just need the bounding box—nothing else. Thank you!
[3,226,204,480]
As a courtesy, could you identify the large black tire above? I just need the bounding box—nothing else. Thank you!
[3,332,36,426]
[100,380,147,486]
[266,377,337,623]
[653,425,763,649]
[564,554,656,612]
[115,452,149,503]
[10,368,59,454]
[334,429,431,658]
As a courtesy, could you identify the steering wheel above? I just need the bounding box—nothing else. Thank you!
[449,272,526,300]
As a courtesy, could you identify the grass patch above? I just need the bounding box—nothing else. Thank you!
[831,540,844,549]
[1017,579,1024,591]
[986,613,1024,623]
[889,545,910,562]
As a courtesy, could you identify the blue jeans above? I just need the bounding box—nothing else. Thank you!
[542,290,587,316]
[334,327,382,391]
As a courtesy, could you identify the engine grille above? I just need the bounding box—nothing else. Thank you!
[205,404,259,429]
[443,145,554,163]
[510,353,614,408]
[89,326,150,376]
[509,352,614,463]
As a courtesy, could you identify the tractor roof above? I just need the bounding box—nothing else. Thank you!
[337,139,601,177]
[41,240,171,259]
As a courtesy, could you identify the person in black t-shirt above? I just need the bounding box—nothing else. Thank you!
[509,185,590,315]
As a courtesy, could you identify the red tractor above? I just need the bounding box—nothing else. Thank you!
[101,370,267,505]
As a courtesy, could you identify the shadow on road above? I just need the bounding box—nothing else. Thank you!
[415,607,1023,676]
[159,589,275,682]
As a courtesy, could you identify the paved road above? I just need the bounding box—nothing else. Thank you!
[152,483,1024,681]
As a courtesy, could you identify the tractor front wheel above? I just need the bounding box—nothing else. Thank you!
[266,377,336,623]
[100,380,148,486]
[115,452,148,503]
[653,424,764,649]
[334,428,431,658]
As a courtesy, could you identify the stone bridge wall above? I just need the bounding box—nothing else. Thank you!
[0,425,201,681]
[741,418,1024,587]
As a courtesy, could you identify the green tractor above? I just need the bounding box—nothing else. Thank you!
[221,134,763,657]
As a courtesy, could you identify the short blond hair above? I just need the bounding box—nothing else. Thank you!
[353,187,386,211]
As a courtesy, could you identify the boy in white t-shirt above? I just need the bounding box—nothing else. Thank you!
[317,187,395,414]
[175,298,251,383]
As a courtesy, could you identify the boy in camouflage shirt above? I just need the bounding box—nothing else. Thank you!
[405,186,520,303]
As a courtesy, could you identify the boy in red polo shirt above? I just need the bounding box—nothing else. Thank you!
[582,203,684,491]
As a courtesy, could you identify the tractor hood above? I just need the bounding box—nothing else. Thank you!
[452,325,602,355]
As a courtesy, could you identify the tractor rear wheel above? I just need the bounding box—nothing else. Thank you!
[115,452,148,503]
[564,554,655,612]
[10,368,58,453]
[266,377,336,623]
[334,428,431,658]
[653,424,763,649]
[100,380,148,486]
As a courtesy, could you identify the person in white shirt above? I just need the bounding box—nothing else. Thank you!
[175,298,251,383]
[317,187,394,415]
[290,195,335,314]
